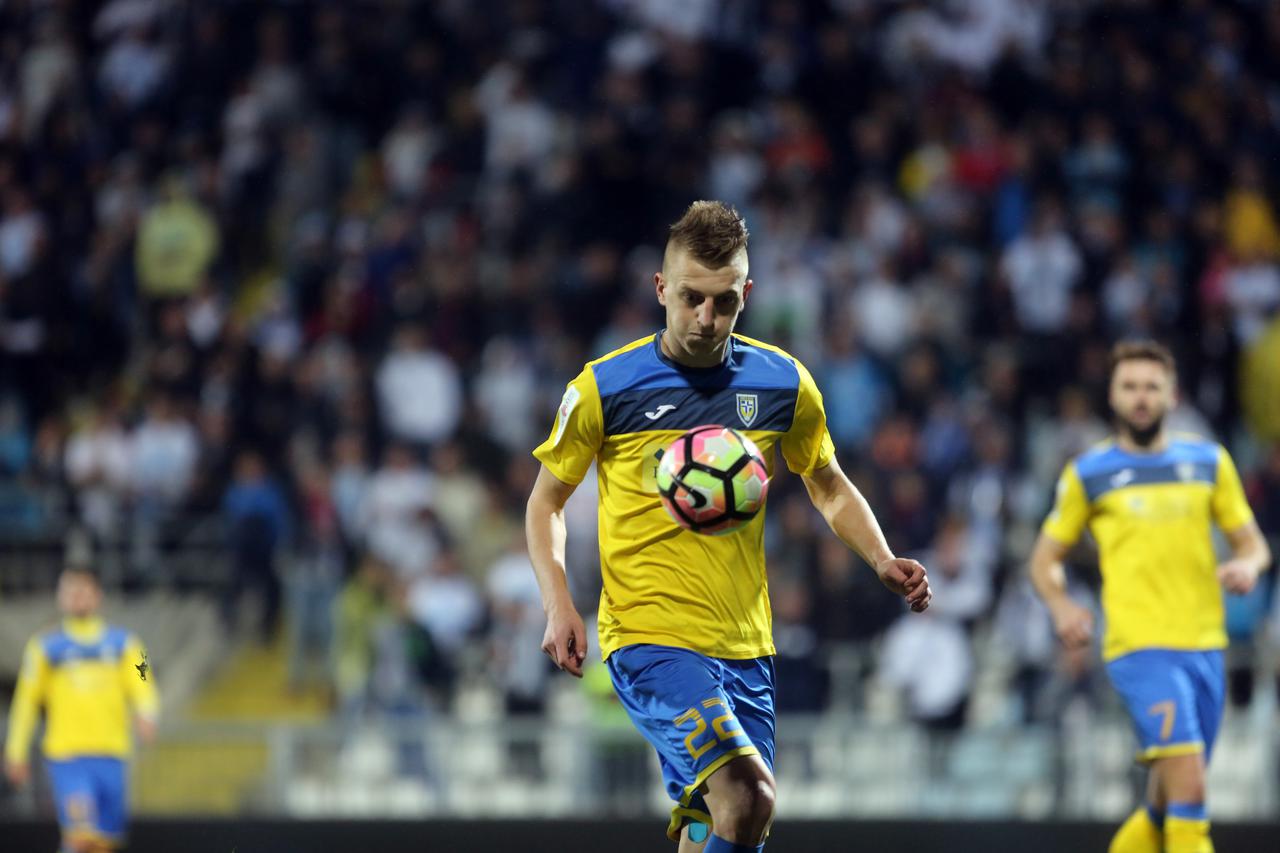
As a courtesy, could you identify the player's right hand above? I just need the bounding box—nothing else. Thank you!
[541,604,588,678]
[4,759,29,788]
[1049,599,1093,649]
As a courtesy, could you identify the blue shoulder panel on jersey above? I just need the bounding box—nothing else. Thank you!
[1077,438,1220,502]
[104,626,129,656]
[593,335,801,435]
[42,626,128,666]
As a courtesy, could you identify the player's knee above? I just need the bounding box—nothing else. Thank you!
[1168,776,1206,805]
[713,774,775,835]
[1158,756,1207,804]
[739,775,776,823]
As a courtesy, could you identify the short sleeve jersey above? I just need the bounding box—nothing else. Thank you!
[533,333,835,660]
[1042,435,1256,660]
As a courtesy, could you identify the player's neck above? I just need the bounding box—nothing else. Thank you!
[62,614,104,639]
[1115,428,1168,454]
[660,329,728,369]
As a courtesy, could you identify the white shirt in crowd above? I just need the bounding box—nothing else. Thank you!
[1000,227,1082,334]
[375,346,463,446]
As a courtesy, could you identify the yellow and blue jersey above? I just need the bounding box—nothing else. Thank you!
[5,616,158,764]
[533,332,835,661]
[1041,435,1256,661]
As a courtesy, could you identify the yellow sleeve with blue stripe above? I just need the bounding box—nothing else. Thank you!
[779,357,836,476]
[1211,447,1255,533]
[1042,462,1090,546]
[4,636,49,764]
[533,365,604,486]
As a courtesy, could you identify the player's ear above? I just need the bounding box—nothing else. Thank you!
[655,272,667,306]
[741,279,752,305]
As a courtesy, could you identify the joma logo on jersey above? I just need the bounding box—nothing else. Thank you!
[736,393,758,427]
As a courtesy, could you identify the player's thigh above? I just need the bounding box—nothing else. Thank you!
[1105,650,1206,761]
[88,757,129,841]
[721,656,777,771]
[46,758,97,833]
[607,645,760,798]
[1188,650,1225,759]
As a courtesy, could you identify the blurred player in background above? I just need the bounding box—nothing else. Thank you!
[1030,341,1271,853]
[4,564,159,853]
[526,200,931,852]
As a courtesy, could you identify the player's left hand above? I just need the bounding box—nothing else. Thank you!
[136,716,158,745]
[875,558,931,612]
[4,759,29,788]
[1217,559,1260,595]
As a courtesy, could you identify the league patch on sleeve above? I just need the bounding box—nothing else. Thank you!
[552,385,580,446]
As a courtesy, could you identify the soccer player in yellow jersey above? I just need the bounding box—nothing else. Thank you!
[526,200,932,852]
[5,564,159,853]
[1030,341,1271,853]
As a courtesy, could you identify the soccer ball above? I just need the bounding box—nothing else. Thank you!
[656,424,770,535]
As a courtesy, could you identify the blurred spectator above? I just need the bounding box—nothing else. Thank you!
[64,399,132,540]
[999,200,1082,335]
[994,574,1104,724]
[771,576,829,713]
[129,393,199,507]
[359,443,440,579]
[486,532,551,715]
[428,441,489,578]
[333,556,397,717]
[473,337,539,455]
[375,325,463,448]
[0,187,46,279]
[405,550,485,698]
[330,431,371,552]
[877,610,973,732]
[222,450,290,641]
[287,461,344,692]
[134,175,219,298]
[820,319,890,453]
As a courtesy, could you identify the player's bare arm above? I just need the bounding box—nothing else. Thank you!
[1028,532,1093,649]
[1217,520,1272,595]
[525,464,588,677]
[801,456,931,613]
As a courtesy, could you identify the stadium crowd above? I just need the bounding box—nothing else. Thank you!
[1,0,1279,731]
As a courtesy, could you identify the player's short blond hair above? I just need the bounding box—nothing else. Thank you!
[666,200,749,270]
[1109,340,1176,377]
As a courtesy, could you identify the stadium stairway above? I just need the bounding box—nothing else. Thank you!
[133,628,332,814]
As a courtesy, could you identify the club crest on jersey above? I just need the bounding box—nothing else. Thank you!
[736,393,758,427]
[1176,461,1196,482]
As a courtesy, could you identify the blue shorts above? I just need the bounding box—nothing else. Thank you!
[46,756,128,846]
[1105,649,1225,764]
[607,644,775,841]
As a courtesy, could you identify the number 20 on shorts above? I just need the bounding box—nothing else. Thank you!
[673,697,744,760]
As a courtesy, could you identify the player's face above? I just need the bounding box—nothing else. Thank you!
[56,570,102,618]
[1109,359,1175,444]
[655,248,752,367]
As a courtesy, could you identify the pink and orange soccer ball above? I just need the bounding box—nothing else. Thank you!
[656,424,770,535]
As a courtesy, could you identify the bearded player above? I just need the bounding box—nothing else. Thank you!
[526,200,931,852]
[1030,341,1270,853]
